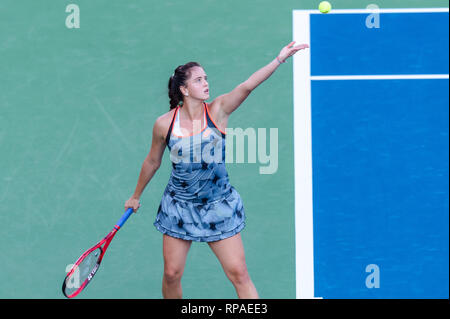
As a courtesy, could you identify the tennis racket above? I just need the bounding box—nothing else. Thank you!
[62,207,134,298]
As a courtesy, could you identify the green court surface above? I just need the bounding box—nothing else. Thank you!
[0,0,447,299]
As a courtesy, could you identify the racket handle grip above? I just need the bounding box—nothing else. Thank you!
[116,207,134,228]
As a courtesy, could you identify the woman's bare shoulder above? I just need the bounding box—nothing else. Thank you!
[153,108,177,140]
[205,99,229,132]
[206,99,219,114]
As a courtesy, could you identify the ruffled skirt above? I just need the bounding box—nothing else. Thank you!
[153,186,245,242]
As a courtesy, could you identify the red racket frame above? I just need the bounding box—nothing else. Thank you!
[62,226,120,298]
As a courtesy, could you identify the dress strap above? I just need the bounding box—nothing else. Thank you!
[166,106,179,146]
[204,102,226,136]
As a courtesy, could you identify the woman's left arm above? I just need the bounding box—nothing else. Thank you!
[217,41,309,115]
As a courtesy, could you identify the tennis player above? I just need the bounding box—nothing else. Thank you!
[125,41,309,299]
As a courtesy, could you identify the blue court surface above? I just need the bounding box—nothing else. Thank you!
[293,8,449,299]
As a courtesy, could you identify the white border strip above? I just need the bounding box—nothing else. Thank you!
[294,8,449,14]
[292,10,317,299]
[311,74,449,80]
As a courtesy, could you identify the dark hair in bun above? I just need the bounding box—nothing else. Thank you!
[168,62,201,110]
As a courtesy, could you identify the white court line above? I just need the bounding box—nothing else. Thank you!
[311,74,450,80]
[293,8,449,14]
[292,10,318,300]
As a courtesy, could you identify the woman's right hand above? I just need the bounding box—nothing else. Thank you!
[125,197,141,213]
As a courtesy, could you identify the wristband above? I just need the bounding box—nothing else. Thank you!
[276,56,285,64]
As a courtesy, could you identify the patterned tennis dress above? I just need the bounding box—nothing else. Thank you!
[153,102,246,242]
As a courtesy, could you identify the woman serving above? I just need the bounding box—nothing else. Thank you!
[125,41,309,299]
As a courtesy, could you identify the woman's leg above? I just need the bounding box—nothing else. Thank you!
[162,234,192,299]
[208,233,259,299]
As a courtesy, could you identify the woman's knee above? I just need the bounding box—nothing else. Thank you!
[226,264,250,285]
[163,266,184,283]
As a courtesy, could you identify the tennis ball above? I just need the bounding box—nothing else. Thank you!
[319,1,332,13]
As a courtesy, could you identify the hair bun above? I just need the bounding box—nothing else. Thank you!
[167,61,201,110]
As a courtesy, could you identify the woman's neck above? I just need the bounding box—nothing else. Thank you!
[180,100,204,121]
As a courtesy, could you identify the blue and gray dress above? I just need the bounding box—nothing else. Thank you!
[153,102,246,242]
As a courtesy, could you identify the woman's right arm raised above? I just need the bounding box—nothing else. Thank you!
[125,117,167,212]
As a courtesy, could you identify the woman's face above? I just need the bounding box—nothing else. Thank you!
[181,66,209,101]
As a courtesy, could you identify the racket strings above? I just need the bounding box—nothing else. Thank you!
[63,248,102,296]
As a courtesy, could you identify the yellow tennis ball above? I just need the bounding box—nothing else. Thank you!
[319,1,332,13]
